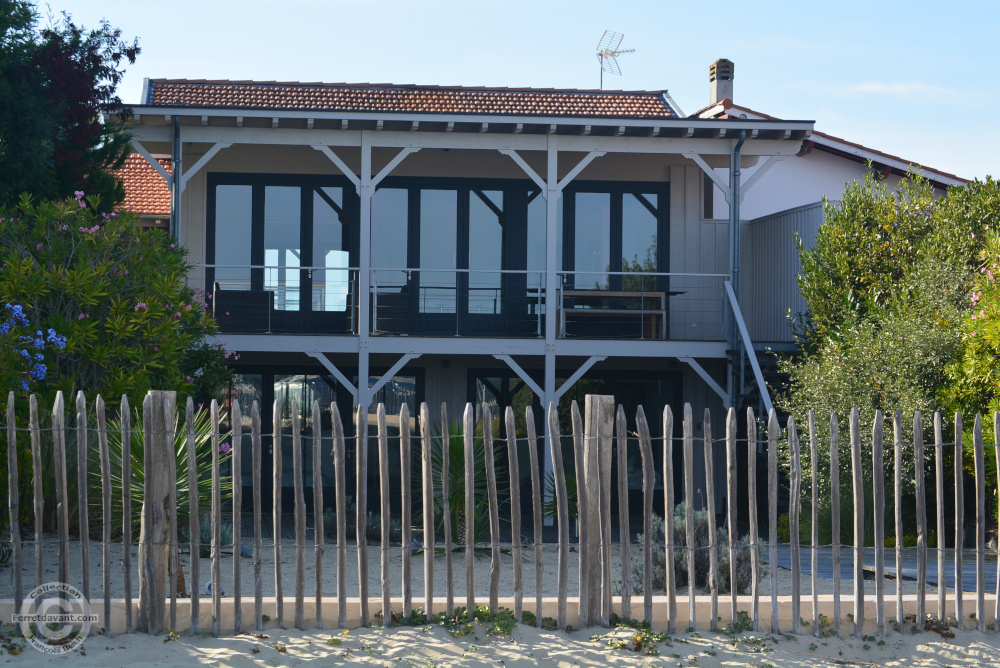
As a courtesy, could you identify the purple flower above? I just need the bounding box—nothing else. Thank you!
[35,243,44,250]
[220,442,232,453]
[74,191,84,200]
[134,302,147,311]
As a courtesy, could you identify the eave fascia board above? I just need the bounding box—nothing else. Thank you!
[808,134,966,186]
[126,104,814,134]
[127,124,807,157]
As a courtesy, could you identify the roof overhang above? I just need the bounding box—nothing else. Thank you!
[121,106,813,156]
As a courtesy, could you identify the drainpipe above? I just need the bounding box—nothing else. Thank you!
[171,115,182,245]
[728,129,746,409]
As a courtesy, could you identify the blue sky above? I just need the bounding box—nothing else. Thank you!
[52,0,999,180]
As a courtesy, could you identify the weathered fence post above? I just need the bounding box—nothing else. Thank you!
[872,411,885,637]
[6,393,21,616]
[636,405,654,626]
[525,405,543,627]
[663,405,676,634]
[915,411,926,631]
[954,412,964,630]
[974,415,985,633]
[830,413,840,636]
[747,408,759,631]
[934,412,946,622]
[137,390,177,635]
[726,407,737,632]
[582,394,614,627]
[788,416,801,635]
[850,408,864,637]
[685,404,697,631]
[616,405,631,622]
[548,402,569,630]
[767,409,778,634]
[704,408,718,630]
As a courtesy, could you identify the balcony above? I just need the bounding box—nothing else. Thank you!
[195,265,726,342]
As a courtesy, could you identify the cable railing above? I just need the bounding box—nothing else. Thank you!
[190,264,729,341]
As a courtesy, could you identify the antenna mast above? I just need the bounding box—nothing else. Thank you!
[596,30,635,89]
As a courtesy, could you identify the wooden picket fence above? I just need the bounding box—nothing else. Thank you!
[3,390,1000,638]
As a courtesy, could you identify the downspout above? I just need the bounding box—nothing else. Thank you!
[728,129,746,409]
[171,115,182,245]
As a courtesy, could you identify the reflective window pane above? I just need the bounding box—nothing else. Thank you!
[622,193,658,291]
[214,185,252,289]
[313,187,349,312]
[419,189,457,313]
[469,190,503,315]
[573,192,611,289]
[263,186,301,311]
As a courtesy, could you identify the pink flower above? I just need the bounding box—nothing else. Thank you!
[225,311,230,316]
[219,442,232,453]
[972,331,978,337]
[134,302,148,311]
[169,243,175,249]
[972,314,977,320]
[77,313,89,320]
[74,191,84,200]
[174,312,181,318]
[35,243,44,250]
[153,346,158,352]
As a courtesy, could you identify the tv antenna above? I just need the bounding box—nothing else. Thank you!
[596,30,634,89]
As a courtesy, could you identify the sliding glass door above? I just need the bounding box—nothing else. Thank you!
[207,174,357,333]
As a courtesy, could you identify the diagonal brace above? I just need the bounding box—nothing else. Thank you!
[131,140,172,189]
[684,152,731,202]
[368,353,421,399]
[307,353,359,402]
[494,354,543,400]
[313,145,361,191]
[180,142,232,192]
[554,355,606,403]
[678,357,730,407]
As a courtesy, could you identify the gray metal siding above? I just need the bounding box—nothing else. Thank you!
[739,202,825,343]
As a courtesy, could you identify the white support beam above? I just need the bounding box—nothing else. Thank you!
[368,353,421,398]
[582,125,591,136]
[678,357,730,407]
[739,155,786,203]
[514,123,523,134]
[307,353,359,402]
[553,355,607,403]
[236,116,243,128]
[272,117,279,129]
[129,124,806,157]
[340,119,348,130]
[616,126,625,137]
[556,150,605,192]
[479,122,489,133]
[371,147,421,188]
[200,115,208,127]
[493,355,544,400]
[684,152,731,201]
[180,142,232,192]
[307,118,314,129]
[312,145,361,191]
[130,140,172,188]
[410,120,419,132]
[498,149,548,195]
[375,119,384,131]
[446,121,454,132]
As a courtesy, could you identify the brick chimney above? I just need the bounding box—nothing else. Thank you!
[710,58,734,104]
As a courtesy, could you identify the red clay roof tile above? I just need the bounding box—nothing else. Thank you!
[117,153,171,216]
[147,80,674,119]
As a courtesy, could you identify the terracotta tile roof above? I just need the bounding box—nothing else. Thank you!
[146,79,675,119]
[693,99,968,184]
[117,153,171,215]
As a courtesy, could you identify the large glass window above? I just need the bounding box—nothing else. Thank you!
[419,189,458,314]
[214,185,253,289]
[263,186,301,311]
[622,193,658,290]
[313,187,349,312]
[573,192,612,289]
[468,190,504,314]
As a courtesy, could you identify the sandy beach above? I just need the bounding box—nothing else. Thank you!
[3,616,1000,667]
[0,537,950,601]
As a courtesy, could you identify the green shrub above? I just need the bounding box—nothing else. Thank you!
[632,502,758,595]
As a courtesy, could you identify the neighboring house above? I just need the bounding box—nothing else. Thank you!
[690,72,968,346]
[116,60,963,512]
